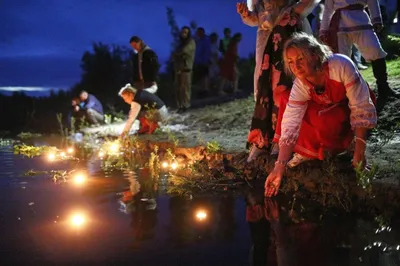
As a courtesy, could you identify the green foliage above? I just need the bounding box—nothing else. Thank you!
[24,169,48,176]
[165,148,176,161]
[355,163,378,193]
[13,144,57,158]
[206,140,223,153]
[360,58,400,84]
[17,132,42,139]
[381,34,400,59]
[166,129,179,147]
[76,42,132,107]
[149,145,160,178]
[104,114,112,125]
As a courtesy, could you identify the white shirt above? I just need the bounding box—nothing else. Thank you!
[279,54,377,147]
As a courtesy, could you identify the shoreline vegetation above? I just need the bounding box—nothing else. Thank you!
[1,10,400,220]
[6,75,400,218]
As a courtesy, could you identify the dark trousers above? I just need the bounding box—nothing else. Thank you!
[85,108,104,125]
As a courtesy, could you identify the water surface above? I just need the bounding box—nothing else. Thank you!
[0,142,399,265]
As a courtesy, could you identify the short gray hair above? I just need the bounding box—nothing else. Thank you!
[283,32,333,77]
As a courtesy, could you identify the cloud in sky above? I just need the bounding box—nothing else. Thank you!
[0,0,257,89]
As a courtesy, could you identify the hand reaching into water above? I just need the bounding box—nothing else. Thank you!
[264,164,285,197]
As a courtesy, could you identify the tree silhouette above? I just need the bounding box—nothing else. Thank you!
[77,42,133,106]
[166,7,181,52]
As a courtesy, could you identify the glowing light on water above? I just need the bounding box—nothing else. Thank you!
[196,210,207,221]
[74,173,86,184]
[70,213,85,227]
[48,153,55,161]
[171,162,178,170]
[110,143,119,153]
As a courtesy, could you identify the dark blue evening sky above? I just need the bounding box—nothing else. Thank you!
[0,0,257,95]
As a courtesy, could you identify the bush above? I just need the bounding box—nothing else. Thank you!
[382,35,400,59]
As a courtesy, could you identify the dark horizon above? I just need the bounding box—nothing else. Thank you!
[0,0,257,96]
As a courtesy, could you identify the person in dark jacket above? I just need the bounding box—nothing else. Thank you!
[130,36,159,94]
[78,91,104,125]
[119,84,168,137]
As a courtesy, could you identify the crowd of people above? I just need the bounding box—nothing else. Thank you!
[66,0,399,197]
[172,26,245,113]
[67,26,245,133]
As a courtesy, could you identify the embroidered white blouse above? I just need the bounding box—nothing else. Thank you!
[279,54,377,147]
[320,0,382,34]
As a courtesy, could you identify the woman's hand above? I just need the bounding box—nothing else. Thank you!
[236,2,249,16]
[120,131,127,140]
[353,137,367,169]
[264,164,285,197]
[264,199,280,221]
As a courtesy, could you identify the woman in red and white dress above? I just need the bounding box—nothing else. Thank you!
[265,32,377,197]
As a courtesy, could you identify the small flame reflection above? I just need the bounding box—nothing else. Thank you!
[196,210,207,221]
[71,213,85,227]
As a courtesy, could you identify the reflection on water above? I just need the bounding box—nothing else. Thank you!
[245,184,400,266]
[0,141,399,265]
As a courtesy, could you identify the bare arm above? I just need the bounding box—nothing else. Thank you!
[237,2,259,27]
[241,12,259,27]
[123,102,141,134]
[341,56,376,167]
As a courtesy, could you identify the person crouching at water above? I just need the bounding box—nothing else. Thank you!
[119,84,168,138]
[265,32,377,197]
[78,90,105,126]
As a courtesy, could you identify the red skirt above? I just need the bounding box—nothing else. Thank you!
[273,91,353,160]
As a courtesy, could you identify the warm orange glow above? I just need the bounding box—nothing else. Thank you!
[98,151,105,158]
[67,147,74,154]
[74,173,86,184]
[196,210,207,221]
[48,153,56,161]
[162,162,169,168]
[70,213,85,227]
[171,162,178,170]
[60,151,66,157]
[109,143,119,153]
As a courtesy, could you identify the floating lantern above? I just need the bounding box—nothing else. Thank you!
[73,173,86,185]
[70,213,85,227]
[195,210,207,221]
[48,153,56,161]
[171,162,178,170]
[110,143,119,153]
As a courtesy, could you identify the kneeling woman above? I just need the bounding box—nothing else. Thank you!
[265,32,377,197]
[119,84,168,137]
